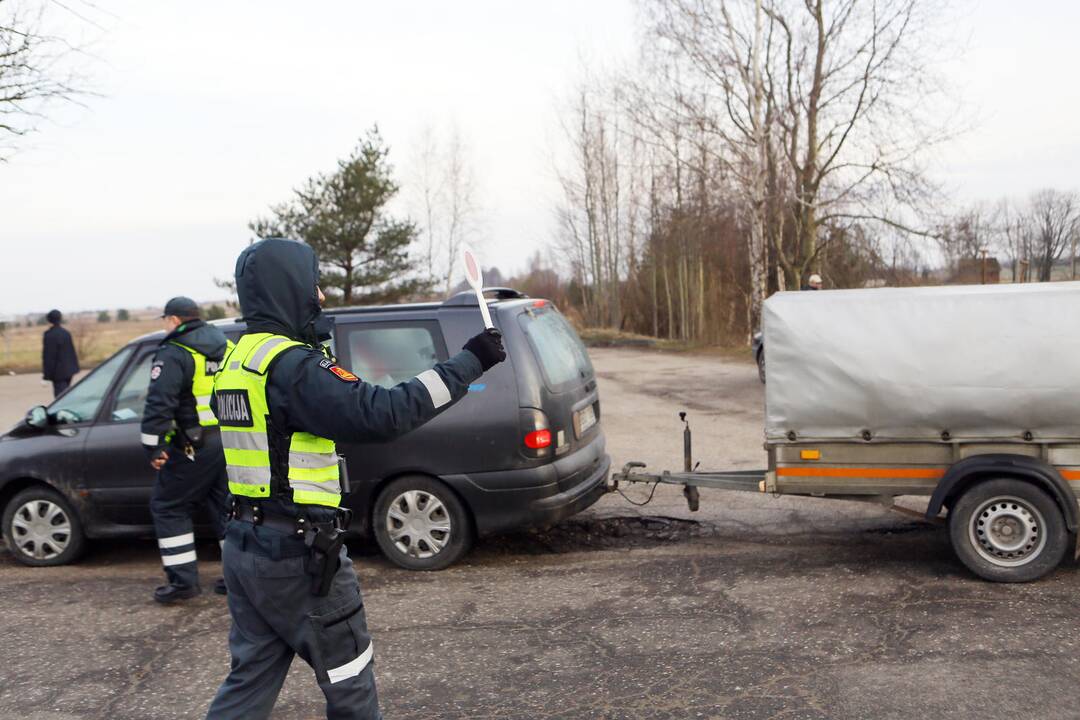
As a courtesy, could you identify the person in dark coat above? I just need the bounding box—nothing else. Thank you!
[42,309,80,397]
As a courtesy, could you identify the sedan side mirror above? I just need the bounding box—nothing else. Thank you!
[25,405,48,429]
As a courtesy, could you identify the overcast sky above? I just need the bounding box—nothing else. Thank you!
[1,0,1078,316]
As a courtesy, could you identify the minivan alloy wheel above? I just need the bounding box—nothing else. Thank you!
[386,490,451,559]
[12,499,72,561]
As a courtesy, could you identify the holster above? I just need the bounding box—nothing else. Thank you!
[304,527,344,597]
[180,426,205,449]
[303,508,353,597]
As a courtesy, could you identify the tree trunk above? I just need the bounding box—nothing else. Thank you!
[746,0,769,339]
[663,257,675,340]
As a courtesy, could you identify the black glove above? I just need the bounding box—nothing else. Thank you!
[463,328,506,372]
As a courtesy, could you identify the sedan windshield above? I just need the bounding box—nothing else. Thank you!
[49,346,134,423]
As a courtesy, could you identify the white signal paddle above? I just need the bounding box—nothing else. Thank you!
[461,246,494,330]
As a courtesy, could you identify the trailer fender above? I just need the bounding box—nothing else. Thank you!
[926,454,1079,532]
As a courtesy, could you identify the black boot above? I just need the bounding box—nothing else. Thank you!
[213,577,228,596]
[154,583,201,604]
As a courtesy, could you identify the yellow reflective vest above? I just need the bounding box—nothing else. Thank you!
[170,339,233,428]
[213,333,342,508]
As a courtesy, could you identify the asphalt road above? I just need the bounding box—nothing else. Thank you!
[2,349,1079,719]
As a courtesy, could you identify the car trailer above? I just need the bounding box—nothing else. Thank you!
[610,409,1080,584]
[609,282,1080,584]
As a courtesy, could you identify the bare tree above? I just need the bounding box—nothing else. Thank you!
[644,0,772,331]
[995,198,1031,282]
[937,204,997,276]
[408,122,481,296]
[548,0,960,344]
[555,81,648,329]
[412,125,442,285]
[643,0,951,292]
[68,314,96,363]
[1028,189,1079,282]
[0,0,95,159]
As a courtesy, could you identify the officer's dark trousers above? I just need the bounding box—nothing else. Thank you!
[206,521,381,720]
[150,430,228,588]
[51,378,70,397]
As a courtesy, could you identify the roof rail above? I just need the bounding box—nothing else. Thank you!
[442,287,530,306]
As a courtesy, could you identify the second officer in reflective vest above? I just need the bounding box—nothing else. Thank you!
[141,296,232,603]
[205,238,505,719]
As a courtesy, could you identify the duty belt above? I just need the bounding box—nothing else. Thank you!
[229,500,352,536]
[229,500,352,597]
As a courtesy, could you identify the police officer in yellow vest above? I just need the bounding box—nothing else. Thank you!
[141,296,232,603]
[205,239,505,719]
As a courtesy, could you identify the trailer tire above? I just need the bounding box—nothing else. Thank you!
[948,478,1068,582]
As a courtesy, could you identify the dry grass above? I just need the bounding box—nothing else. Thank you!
[577,327,659,348]
[577,326,755,363]
[0,317,163,374]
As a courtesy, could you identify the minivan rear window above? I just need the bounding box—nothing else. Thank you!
[518,307,593,391]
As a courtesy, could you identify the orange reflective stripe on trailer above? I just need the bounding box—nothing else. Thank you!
[777,466,947,480]
[1058,470,1080,481]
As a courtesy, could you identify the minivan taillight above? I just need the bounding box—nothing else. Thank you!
[519,407,552,458]
[524,429,552,449]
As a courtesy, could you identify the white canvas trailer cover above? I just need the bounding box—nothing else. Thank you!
[763,281,1080,443]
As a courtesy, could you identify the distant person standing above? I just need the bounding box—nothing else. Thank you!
[41,309,79,397]
[805,273,823,291]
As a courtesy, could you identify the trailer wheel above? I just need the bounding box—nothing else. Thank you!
[948,478,1068,582]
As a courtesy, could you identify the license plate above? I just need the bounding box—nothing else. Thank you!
[576,404,597,437]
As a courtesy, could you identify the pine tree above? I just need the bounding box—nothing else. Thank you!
[251,128,429,305]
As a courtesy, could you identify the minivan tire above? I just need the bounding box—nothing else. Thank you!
[2,486,86,567]
[373,476,472,571]
[948,478,1068,583]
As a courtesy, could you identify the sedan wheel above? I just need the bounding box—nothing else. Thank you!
[373,476,472,571]
[12,499,72,560]
[2,486,86,567]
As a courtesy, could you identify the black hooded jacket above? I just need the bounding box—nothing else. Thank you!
[220,238,482,485]
[141,319,229,453]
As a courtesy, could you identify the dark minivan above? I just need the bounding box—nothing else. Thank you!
[0,290,610,570]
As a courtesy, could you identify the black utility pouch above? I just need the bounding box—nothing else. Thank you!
[337,455,351,494]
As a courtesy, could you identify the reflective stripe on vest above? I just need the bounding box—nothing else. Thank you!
[213,333,342,508]
[170,339,234,428]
